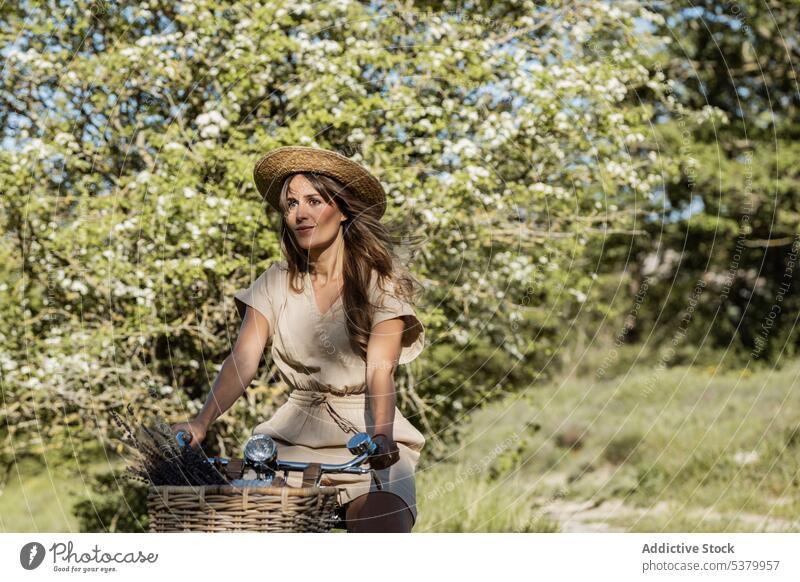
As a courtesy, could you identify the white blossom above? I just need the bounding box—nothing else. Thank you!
[70,280,89,294]
[348,128,365,142]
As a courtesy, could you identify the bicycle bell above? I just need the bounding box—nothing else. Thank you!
[243,434,278,479]
[347,432,378,456]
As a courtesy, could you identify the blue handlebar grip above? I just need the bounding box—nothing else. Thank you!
[176,430,192,448]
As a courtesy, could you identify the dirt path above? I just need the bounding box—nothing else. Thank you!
[539,496,799,532]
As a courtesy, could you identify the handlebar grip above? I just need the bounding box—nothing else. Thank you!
[176,430,193,447]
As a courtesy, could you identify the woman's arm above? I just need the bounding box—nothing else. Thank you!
[173,307,270,445]
[195,353,258,428]
[197,306,271,427]
[365,317,407,439]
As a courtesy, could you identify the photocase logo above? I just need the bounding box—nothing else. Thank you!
[20,542,46,570]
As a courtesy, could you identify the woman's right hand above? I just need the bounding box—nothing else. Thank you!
[170,419,208,450]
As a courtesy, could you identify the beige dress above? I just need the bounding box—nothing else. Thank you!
[233,259,426,524]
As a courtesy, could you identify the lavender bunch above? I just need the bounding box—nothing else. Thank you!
[109,405,228,487]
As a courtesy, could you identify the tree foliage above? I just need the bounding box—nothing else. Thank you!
[1,0,692,487]
[591,0,800,364]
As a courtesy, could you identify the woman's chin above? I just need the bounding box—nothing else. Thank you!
[293,234,335,251]
[295,240,328,251]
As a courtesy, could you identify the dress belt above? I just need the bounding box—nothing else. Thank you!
[290,390,362,436]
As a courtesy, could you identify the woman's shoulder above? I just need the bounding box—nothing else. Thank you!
[248,258,288,295]
[367,265,425,364]
[269,258,289,271]
[367,266,396,298]
[234,258,288,320]
[264,258,289,278]
[368,264,417,304]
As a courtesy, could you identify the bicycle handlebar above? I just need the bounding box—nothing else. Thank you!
[174,430,380,482]
[276,455,373,474]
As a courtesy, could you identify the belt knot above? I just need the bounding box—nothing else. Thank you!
[307,392,359,435]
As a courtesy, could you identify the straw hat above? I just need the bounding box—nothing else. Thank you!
[253,146,387,217]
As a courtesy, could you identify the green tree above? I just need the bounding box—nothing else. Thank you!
[599,0,800,364]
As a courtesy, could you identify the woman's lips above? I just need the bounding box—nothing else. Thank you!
[296,226,315,233]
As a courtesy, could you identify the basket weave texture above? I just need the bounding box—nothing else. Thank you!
[148,484,339,532]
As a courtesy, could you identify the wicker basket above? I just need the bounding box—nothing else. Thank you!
[147,484,339,532]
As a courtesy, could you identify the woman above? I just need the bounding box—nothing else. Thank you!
[172,146,426,533]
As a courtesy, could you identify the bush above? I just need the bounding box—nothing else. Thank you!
[73,472,149,533]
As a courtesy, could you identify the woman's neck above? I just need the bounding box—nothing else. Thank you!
[307,229,345,283]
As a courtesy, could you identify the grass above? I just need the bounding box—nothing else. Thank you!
[0,455,125,533]
[414,354,800,532]
[0,458,78,532]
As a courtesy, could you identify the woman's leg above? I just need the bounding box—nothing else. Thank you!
[345,491,414,533]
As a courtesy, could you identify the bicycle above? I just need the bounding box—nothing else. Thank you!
[146,430,383,532]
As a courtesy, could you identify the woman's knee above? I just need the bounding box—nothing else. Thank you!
[345,491,414,533]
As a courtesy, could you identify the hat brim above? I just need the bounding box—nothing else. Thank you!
[253,146,387,218]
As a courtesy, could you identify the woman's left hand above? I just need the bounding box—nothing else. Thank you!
[369,433,400,470]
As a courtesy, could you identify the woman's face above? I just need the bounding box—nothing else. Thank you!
[284,174,347,251]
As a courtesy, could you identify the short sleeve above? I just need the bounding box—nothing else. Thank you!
[370,275,425,365]
[233,262,280,330]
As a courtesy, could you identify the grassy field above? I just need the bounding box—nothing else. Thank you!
[0,457,123,532]
[3,356,799,532]
[414,356,800,532]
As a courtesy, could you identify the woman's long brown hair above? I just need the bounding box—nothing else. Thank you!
[276,171,423,361]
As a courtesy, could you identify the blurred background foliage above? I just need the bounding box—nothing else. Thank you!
[0,0,797,531]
